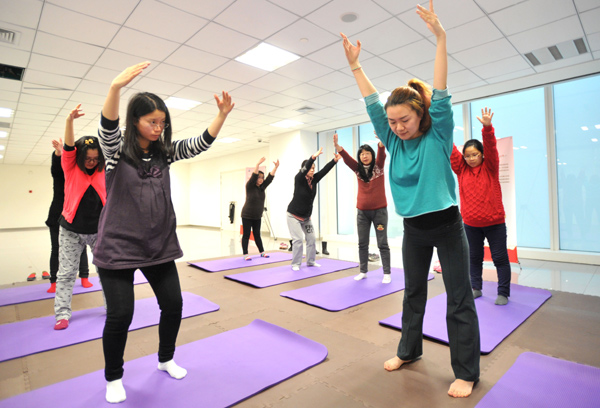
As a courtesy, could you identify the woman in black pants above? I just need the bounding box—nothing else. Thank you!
[241,157,279,260]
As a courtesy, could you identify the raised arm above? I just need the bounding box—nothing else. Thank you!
[270,159,280,176]
[477,107,499,171]
[52,138,63,157]
[333,133,343,153]
[207,91,235,138]
[417,0,447,90]
[103,62,150,121]
[254,157,266,174]
[64,105,85,147]
[340,33,378,98]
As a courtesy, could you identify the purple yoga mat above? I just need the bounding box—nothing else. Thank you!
[476,352,600,408]
[225,258,359,288]
[281,268,435,311]
[0,292,219,362]
[0,319,328,408]
[379,281,552,354]
[0,271,148,307]
[188,251,293,272]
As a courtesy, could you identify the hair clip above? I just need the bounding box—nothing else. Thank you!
[85,138,94,145]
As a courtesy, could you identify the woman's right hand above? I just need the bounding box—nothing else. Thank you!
[312,147,323,160]
[258,157,266,165]
[111,61,150,90]
[333,133,342,152]
[340,33,361,68]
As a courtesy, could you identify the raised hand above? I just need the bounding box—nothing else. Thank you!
[333,153,341,162]
[476,107,494,127]
[258,157,266,165]
[333,133,343,152]
[214,91,235,116]
[52,138,63,156]
[273,159,280,168]
[417,0,445,38]
[67,104,85,122]
[312,147,324,159]
[340,33,361,67]
[111,61,150,90]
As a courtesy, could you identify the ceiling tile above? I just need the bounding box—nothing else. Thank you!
[379,39,436,69]
[45,0,140,24]
[0,0,43,28]
[163,46,228,74]
[39,3,120,47]
[69,90,107,106]
[371,70,418,92]
[32,32,104,64]
[453,38,519,68]
[230,85,274,101]
[361,56,404,80]
[474,0,523,14]
[470,55,532,79]
[0,45,31,67]
[580,7,600,35]
[275,58,333,82]
[371,0,418,16]
[130,76,184,96]
[305,0,394,37]
[489,0,577,36]
[108,27,180,61]
[145,63,205,86]
[23,70,81,90]
[309,71,355,92]
[307,42,374,70]
[588,32,600,52]
[28,54,91,78]
[211,60,269,84]
[0,22,36,53]
[215,0,298,39]
[190,75,243,94]
[352,17,422,55]
[124,0,208,43]
[171,87,215,104]
[446,17,504,53]
[0,78,23,92]
[248,73,301,93]
[447,69,485,87]
[311,91,353,106]
[265,19,339,56]
[95,50,160,72]
[281,83,329,99]
[156,0,235,20]
[84,66,122,84]
[508,16,585,53]
[269,0,331,16]
[186,23,260,59]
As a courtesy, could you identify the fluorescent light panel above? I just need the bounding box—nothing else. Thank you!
[0,108,13,118]
[0,131,7,138]
[270,119,303,128]
[165,97,202,111]
[236,43,300,72]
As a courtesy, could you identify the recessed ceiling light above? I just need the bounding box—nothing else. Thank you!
[270,119,303,128]
[341,12,358,23]
[217,137,240,144]
[236,43,300,72]
[0,131,7,138]
[165,97,202,111]
[0,108,13,118]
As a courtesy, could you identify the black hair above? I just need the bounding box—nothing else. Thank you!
[356,144,376,182]
[258,170,265,177]
[74,136,104,173]
[123,92,173,167]
[462,139,484,156]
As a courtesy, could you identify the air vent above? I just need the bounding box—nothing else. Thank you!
[0,122,10,129]
[0,63,25,81]
[524,38,588,67]
[0,29,16,45]
[296,106,316,113]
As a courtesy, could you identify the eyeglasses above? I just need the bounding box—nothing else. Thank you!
[145,120,169,129]
[465,153,481,160]
[85,157,99,163]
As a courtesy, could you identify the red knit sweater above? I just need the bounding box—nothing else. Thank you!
[451,126,505,227]
[61,148,106,224]
[339,144,387,211]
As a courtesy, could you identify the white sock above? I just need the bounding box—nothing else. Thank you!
[158,360,187,380]
[106,379,126,404]
[354,273,367,281]
[382,274,392,284]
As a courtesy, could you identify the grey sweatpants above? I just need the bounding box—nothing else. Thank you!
[286,213,316,267]
[54,227,100,321]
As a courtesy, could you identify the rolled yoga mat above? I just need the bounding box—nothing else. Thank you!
[0,292,219,362]
[0,319,328,408]
[188,251,293,272]
[476,352,600,408]
[379,281,552,354]
[280,268,434,311]
[0,270,148,307]
[225,258,359,288]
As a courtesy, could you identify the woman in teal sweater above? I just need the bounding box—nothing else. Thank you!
[341,0,480,398]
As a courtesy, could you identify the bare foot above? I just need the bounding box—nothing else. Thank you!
[383,356,411,371]
[448,379,474,398]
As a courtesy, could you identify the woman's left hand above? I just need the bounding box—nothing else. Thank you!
[417,0,445,38]
[333,153,341,163]
[214,91,235,116]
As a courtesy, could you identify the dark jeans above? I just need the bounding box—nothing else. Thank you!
[49,224,88,283]
[357,208,391,274]
[464,222,511,297]
[242,218,264,254]
[398,213,480,382]
[98,261,183,381]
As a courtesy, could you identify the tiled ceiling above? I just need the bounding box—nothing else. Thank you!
[0,0,599,165]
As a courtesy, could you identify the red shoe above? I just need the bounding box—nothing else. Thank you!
[432,261,442,273]
[81,277,93,288]
[54,319,69,330]
[42,271,50,279]
[27,273,36,281]
[47,282,56,293]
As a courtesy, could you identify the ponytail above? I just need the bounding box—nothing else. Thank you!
[385,78,432,134]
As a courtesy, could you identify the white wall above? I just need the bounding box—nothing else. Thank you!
[0,161,191,229]
[0,164,53,229]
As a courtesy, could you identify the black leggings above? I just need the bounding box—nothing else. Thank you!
[241,217,264,254]
[98,261,182,381]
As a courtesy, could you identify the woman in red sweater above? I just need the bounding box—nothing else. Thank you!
[334,133,391,284]
[451,108,510,305]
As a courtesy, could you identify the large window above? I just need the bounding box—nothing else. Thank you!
[470,89,550,249]
[554,76,600,252]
